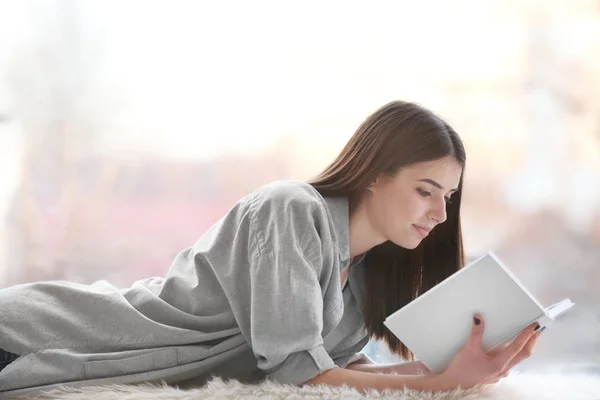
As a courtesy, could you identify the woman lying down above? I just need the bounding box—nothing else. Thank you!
[0,101,542,398]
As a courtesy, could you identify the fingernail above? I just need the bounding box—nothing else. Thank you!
[541,326,546,332]
[534,324,541,331]
[474,316,481,325]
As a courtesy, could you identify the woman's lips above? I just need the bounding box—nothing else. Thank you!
[413,224,432,237]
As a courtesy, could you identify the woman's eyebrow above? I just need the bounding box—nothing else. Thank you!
[418,178,458,192]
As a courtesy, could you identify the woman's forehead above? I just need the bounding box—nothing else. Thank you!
[399,157,462,186]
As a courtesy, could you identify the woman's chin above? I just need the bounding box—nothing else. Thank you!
[404,241,421,250]
[390,237,422,250]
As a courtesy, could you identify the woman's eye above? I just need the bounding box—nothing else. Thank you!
[417,188,431,197]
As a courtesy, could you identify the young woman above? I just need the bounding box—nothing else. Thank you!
[0,101,541,397]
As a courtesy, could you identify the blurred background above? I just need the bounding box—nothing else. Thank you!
[0,0,598,377]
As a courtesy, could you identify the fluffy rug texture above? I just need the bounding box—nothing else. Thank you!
[7,373,600,400]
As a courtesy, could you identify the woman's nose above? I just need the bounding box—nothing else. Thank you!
[429,200,447,224]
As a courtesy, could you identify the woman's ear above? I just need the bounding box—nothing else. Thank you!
[367,173,388,192]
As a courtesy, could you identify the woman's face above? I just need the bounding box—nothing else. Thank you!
[365,155,463,249]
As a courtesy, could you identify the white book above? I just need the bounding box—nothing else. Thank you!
[383,251,575,374]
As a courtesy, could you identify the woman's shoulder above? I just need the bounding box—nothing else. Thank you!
[250,180,325,209]
[242,180,329,225]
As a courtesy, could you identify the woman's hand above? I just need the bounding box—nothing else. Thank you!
[438,313,542,390]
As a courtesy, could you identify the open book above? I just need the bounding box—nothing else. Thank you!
[383,252,575,374]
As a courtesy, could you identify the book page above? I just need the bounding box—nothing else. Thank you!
[545,298,575,320]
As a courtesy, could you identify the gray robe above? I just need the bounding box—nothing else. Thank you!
[0,180,370,398]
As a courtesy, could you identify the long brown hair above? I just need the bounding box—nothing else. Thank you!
[308,100,466,361]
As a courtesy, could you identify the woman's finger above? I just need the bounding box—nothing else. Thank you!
[503,329,543,371]
[493,322,540,369]
[486,340,511,358]
[469,313,485,350]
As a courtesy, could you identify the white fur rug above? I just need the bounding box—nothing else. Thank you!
[7,373,600,400]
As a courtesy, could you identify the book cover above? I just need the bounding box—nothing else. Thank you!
[383,252,575,373]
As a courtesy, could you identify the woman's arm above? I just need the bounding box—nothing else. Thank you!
[307,314,544,393]
[346,360,431,375]
[304,367,449,393]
